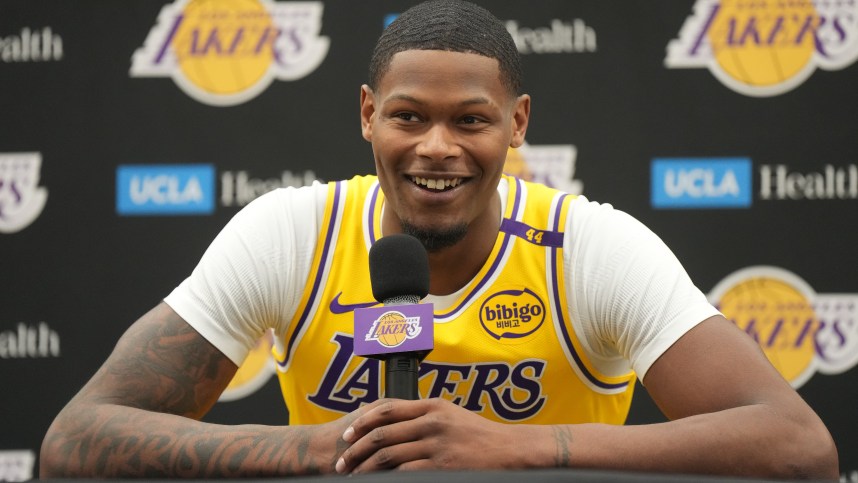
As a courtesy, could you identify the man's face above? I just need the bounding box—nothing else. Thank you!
[360,49,529,250]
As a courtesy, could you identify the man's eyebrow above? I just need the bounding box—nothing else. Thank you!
[460,96,491,106]
[386,94,492,106]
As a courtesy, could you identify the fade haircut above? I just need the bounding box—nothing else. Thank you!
[368,0,523,97]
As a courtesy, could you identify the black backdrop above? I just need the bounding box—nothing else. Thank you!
[2,1,857,480]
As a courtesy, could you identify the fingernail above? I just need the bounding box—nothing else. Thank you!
[336,457,346,474]
[342,426,354,442]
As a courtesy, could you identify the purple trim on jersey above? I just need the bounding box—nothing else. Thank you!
[436,177,524,321]
[550,194,629,391]
[279,181,344,369]
[499,218,564,248]
[367,182,381,244]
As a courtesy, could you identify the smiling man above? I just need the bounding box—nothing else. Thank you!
[365,47,528,293]
[41,0,838,479]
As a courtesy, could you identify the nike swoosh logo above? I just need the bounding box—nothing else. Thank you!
[329,292,378,314]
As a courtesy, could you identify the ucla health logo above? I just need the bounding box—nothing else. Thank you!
[710,266,858,388]
[480,288,546,342]
[117,164,215,215]
[651,157,752,209]
[666,0,858,97]
[130,0,330,106]
[0,152,48,234]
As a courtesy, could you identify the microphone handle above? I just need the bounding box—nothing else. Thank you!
[385,354,419,400]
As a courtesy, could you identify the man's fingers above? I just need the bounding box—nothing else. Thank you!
[346,440,428,474]
[337,418,424,473]
[343,399,427,442]
[336,399,454,474]
[395,459,434,471]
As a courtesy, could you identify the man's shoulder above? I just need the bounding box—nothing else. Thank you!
[507,175,586,211]
[343,174,379,193]
[509,175,573,195]
[243,176,375,212]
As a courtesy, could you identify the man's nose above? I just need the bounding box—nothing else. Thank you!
[415,124,462,161]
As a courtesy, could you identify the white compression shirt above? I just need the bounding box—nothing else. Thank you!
[165,178,719,382]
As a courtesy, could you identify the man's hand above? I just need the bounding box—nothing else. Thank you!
[335,398,546,474]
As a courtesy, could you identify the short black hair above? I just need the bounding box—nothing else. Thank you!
[367,0,522,96]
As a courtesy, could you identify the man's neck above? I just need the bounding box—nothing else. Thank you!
[425,193,502,296]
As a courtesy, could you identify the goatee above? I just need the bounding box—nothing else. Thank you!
[400,220,468,253]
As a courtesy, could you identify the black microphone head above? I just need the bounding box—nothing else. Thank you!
[369,234,430,303]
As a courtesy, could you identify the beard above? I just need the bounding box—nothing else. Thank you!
[401,220,468,253]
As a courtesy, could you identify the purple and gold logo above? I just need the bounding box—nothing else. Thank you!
[710,266,858,387]
[354,304,434,356]
[666,0,858,97]
[0,152,47,234]
[219,330,275,401]
[504,142,583,195]
[365,310,423,349]
[480,288,546,342]
[130,0,329,106]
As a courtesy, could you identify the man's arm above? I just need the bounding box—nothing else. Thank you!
[40,302,354,478]
[549,314,838,478]
[335,315,838,479]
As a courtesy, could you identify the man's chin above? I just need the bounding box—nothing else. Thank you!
[400,221,468,253]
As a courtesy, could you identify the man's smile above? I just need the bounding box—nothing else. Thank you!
[410,176,465,191]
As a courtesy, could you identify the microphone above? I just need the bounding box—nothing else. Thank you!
[354,234,434,400]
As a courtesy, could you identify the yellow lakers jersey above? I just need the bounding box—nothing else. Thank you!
[273,175,635,425]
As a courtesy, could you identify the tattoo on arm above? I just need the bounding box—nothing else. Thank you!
[42,304,337,477]
[46,412,330,477]
[97,306,234,418]
[552,425,574,468]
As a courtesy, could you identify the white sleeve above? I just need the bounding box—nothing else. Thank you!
[163,182,327,366]
[564,196,721,382]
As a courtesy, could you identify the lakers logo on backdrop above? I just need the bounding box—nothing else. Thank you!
[505,143,583,195]
[479,288,546,343]
[709,266,858,387]
[666,0,858,96]
[0,152,48,234]
[131,0,329,106]
[365,311,422,348]
[220,330,275,401]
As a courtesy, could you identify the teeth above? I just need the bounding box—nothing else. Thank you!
[412,176,462,190]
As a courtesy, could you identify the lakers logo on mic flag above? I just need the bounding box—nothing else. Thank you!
[365,311,422,348]
[354,304,434,357]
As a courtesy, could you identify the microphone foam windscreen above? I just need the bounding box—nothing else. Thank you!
[369,234,430,302]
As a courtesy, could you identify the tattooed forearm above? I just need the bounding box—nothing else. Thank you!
[552,425,574,468]
[43,407,335,477]
[41,303,345,477]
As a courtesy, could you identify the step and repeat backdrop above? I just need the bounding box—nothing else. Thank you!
[2,0,857,480]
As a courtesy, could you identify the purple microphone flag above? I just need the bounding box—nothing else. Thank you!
[354,303,434,357]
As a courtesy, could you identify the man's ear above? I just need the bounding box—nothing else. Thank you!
[509,94,531,148]
[360,85,375,142]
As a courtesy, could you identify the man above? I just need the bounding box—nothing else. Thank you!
[41,1,838,478]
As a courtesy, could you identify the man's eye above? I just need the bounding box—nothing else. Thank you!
[395,113,418,122]
[460,116,481,124]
